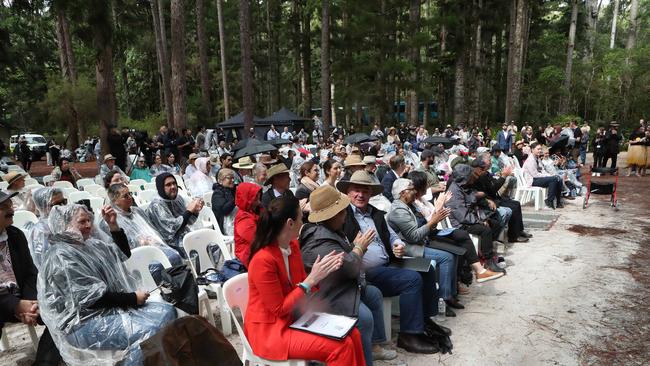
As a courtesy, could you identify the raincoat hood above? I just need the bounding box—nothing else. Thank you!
[32,187,63,218]
[235,182,262,213]
[155,172,175,200]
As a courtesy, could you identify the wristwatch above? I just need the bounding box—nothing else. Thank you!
[298,282,311,295]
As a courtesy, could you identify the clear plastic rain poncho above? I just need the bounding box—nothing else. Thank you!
[37,204,176,366]
[186,157,214,198]
[146,191,197,253]
[27,187,62,270]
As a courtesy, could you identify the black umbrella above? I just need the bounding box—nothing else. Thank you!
[269,138,293,146]
[549,135,569,154]
[232,138,261,151]
[344,133,377,145]
[233,141,277,160]
[421,136,453,147]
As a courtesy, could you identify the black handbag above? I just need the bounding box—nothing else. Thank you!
[155,264,200,315]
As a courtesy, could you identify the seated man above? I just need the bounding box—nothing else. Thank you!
[261,164,295,208]
[337,171,446,354]
[522,143,564,209]
[472,152,531,243]
[489,146,517,198]
[99,154,128,182]
[0,191,61,364]
[416,149,446,199]
[146,173,202,256]
[381,155,410,202]
[540,149,582,198]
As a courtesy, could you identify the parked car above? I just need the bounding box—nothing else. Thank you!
[10,133,48,161]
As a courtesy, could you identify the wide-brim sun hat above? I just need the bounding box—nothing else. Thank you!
[344,154,366,168]
[336,170,384,196]
[308,185,351,223]
[3,172,27,187]
[233,156,255,169]
[0,190,19,205]
[264,163,290,185]
[363,155,377,165]
[104,154,116,161]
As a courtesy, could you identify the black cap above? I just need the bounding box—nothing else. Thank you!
[420,149,435,161]
[491,145,502,153]
[0,191,19,206]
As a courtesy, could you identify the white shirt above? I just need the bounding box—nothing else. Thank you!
[281,132,293,140]
[279,246,292,281]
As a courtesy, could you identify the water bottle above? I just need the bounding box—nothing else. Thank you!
[437,298,446,321]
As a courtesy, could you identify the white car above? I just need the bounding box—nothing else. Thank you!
[10,133,48,161]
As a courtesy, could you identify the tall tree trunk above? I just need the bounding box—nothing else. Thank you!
[560,0,578,114]
[266,0,281,112]
[240,0,255,132]
[505,0,527,123]
[196,0,212,120]
[437,2,448,124]
[626,0,639,50]
[320,0,331,134]
[300,0,312,118]
[216,0,230,119]
[453,50,466,124]
[152,0,174,127]
[584,0,599,60]
[407,0,421,126]
[170,0,187,130]
[55,9,80,149]
[623,0,639,121]
[610,0,619,49]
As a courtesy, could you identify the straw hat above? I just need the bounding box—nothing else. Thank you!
[233,156,255,170]
[363,156,377,165]
[3,172,27,187]
[188,153,198,162]
[336,170,384,196]
[308,185,351,223]
[259,154,277,166]
[343,154,366,168]
[103,154,116,161]
[264,163,290,185]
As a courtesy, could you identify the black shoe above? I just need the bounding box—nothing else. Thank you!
[425,317,452,336]
[445,298,465,310]
[556,202,565,208]
[397,333,439,354]
[520,231,533,238]
[511,236,529,243]
[544,199,555,209]
[445,307,456,317]
[486,258,506,274]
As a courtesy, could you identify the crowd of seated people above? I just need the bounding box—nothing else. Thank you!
[2,120,599,365]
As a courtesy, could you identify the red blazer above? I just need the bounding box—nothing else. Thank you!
[244,240,308,360]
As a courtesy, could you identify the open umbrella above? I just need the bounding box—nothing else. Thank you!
[344,133,377,145]
[232,138,262,151]
[421,136,454,148]
[549,135,569,154]
[269,138,293,146]
[233,140,277,160]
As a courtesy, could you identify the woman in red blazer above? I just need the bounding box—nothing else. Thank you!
[245,196,366,365]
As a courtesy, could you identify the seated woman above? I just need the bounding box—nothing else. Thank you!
[129,156,153,182]
[51,157,82,188]
[211,168,237,236]
[246,195,365,365]
[37,204,176,365]
[28,187,66,269]
[186,157,214,198]
[295,161,320,200]
[166,152,182,175]
[321,159,342,187]
[103,170,127,189]
[234,182,262,266]
[149,154,172,178]
[386,178,459,315]
[300,186,396,365]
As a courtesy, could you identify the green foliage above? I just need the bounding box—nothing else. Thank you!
[38,75,97,134]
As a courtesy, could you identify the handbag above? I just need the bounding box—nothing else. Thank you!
[221,259,247,281]
[155,264,200,315]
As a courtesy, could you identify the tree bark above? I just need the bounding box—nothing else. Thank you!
[300,0,312,118]
[584,0,600,60]
[610,0,619,49]
[504,0,527,123]
[266,0,281,113]
[196,0,212,120]
[152,0,174,127]
[55,9,80,148]
[560,0,578,114]
[407,0,421,126]
[216,0,230,119]
[170,0,187,130]
[320,0,331,134]
[626,0,639,50]
[453,49,466,124]
[240,0,255,132]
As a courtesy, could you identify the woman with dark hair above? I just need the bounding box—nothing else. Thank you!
[246,196,366,365]
[103,170,127,189]
[321,159,342,187]
[51,158,82,188]
[294,161,320,200]
[166,152,181,175]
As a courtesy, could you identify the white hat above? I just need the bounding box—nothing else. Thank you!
[391,178,414,200]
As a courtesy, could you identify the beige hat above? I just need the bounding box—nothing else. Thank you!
[308,185,351,223]
[336,170,384,196]
[344,154,366,168]
[3,172,27,187]
[264,163,290,185]
[210,155,220,164]
[188,153,198,161]
[391,178,414,200]
[259,154,277,166]
[104,154,116,161]
[233,156,255,170]
[363,156,377,165]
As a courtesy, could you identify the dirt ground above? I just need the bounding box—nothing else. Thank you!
[2,153,649,365]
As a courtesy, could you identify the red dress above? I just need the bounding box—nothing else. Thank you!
[244,240,365,365]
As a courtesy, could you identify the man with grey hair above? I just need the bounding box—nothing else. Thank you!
[252,162,268,189]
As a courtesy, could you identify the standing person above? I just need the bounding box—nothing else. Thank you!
[626,126,646,177]
[591,127,606,168]
[108,127,127,171]
[579,125,590,166]
[195,126,207,154]
[245,195,366,365]
[496,124,513,153]
[18,139,32,172]
[603,123,622,171]
[176,128,194,166]
[0,191,62,364]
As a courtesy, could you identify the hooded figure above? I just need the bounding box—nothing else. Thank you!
[37,204,176,365]
[27,187,64,269]
[186,157,213,198]
[234,182,262,266]
[146,173,198,253]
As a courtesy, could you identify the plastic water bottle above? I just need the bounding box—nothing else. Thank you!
[437,298,446,321]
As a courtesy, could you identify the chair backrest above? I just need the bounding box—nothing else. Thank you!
[177,189,190,204]
[202,191,213,207]
[61,187,79,199]
[174,175,187,191]
[138,190,159,204]
[12,210,38,230]
[24,184,44,192]
[83,184,104,195]
[124,246,172,293]
[127,184,141,195]
[143,182,156,191]
[222,273,254,355]
[68,191,92,203]
[76,178,95,190]
[41,175,55,186]
[182,228,232,276]
[129,179,147,188]
[138,202,150,212]
[88,197,105,212]
[0,182,8,190]
[52,180,74,189]
[23,178,38,186]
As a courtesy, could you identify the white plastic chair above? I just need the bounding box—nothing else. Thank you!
[124,247,215,326]
[138,202,150,212]
[23,178,38,186]
[196,207,235,254]
[76,178,95,190]
[182,228,233,336]
[143,182,156,191]
[0,182,8,190]
[0,324,39,352]
[83,184,104,196]
[202,191,213,207]
[129,179,147,188]
[127,184,141,195]
[174,175,187,191]
[12,210,38,230]
[61,187,79,199]
[138,190,158,204]
[223,273,308,366]
[68,191,92,203]
[52,180,74,189]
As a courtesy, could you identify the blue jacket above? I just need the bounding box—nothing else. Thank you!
[497,130,513,151]
[381,170,398,202]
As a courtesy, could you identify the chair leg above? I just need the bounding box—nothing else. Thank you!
[27,325,38,352]
[0,328,8,351]
[199,292,216,327]
[534,190,541,210]
[382,298,392,342]
[216,288,232,336]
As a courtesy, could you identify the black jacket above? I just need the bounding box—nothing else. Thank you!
[472,171,505,200]
[260,187,294,208]
[605,130,622,154]
[300,224,363,317]
[0,226,38,322]
[294,183,313,201]
[211,184,236,234]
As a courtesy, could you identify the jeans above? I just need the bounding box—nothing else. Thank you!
[357,285,385,366]
[496,206,512,239]
[579,147,587,165]
[532,176,562,205]
[422,247,455,300]
[365,265,435,334]
[67,302,176,364]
